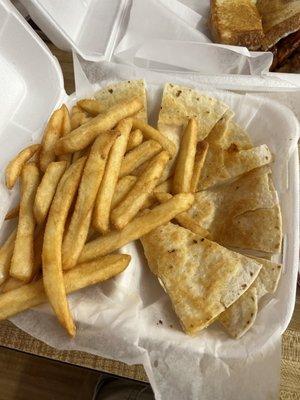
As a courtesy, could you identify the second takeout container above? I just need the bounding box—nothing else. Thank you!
[0,1,299,399]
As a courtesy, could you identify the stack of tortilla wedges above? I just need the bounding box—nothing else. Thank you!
[141,83,283,339]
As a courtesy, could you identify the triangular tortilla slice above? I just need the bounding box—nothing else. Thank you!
[95,79,148,122]
[219,257,282,338]
[141,222,262,335]
[197,110,272,190]
[187,167,282,253]
[158,83,229,146]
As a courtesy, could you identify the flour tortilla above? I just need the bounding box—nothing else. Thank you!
[197,111,272,190]
[158,83,228,147]
[219,257,282,338]
[188,167,282,253]
[141,222,262,335]
[95,79,147,122]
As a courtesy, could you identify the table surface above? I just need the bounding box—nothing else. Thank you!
[0,42,299,398]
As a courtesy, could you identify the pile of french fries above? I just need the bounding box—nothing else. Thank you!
[0,95,207,336]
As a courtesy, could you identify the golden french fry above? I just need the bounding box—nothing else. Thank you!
[132,119,176,157]
[173,118,198,193]
[0,230,16,285]
[62,132,118,270]
[93,119,132,233]
[77,99,103,116]
[2,277,25,293]
[10,163,40,282]
[111,175,138,209]
[154,178,173,194]
[39,107,64,172]
[190,141,209,193]
[70,105,92,130]
[58,105,72,166]
[119,140,162,178]
[126,129,143,152]
[42,157,86,337]
[155,192,210,237]
[34,161,68,225]
[111,151,170,230]
[5,205,19,220]
[79,193,194,263]
[5,144,40,189]
[55,98,143,155]
[0,254,130,321]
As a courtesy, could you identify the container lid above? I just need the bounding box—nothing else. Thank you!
[20,0,130,62]
[0,0,65,170]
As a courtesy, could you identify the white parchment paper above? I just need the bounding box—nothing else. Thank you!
[0,58,297,400]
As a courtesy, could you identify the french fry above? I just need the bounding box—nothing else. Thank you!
[79,193,194,263]
[39,107,64,172]
[111,151,170,230]
[34,161,68,225]
[2,277,25,293]
[111,175,137,209]
[0,254,130,321]
[126,129,143,152]
[119,140,162,178]
[190,141,209,193]
[132,119,176,157]
[77,99,103,116]
[5,144,40,189]
[5,205,19,220]
[155,192,210,237]
[70,105,92,130]
[173,118,198,193]
[93,119,132,233]
[62,132,118,270]
[10,163,40,282]
[42,157,86,337]
[154,178,173,194]
[55,98,143,155]
[0,229,16,285]
[58,105,72,166]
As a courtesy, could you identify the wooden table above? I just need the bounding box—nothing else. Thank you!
[0,42,299,399]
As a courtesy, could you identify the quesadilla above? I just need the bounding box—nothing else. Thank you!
[158,83,228,146]
[197,110,272,190]
[141,222,262,335]
[95,79,148,122]
[187,167,282,253]
[219,257,282,338]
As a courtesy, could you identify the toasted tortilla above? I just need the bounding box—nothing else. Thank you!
[197,111,272,190]
[188,167,282,253]
[141,222,262,335]
[95,79,147,122]
[158,83,228,147]
[219,257,282,338]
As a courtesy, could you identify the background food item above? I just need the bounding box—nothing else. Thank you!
[0,230,16,286]
[210,0,264,50]
[190,141,209,193]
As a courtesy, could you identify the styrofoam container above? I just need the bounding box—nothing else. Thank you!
[20,0,130,61]
[0,0,66,171]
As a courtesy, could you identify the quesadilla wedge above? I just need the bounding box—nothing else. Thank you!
[95,79,148,122]
[187,167,282,253]
[197,110,272,190]
[219,257,282,338]
[141,222,262,335]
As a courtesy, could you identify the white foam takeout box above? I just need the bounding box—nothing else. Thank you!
[0,0,299,399]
